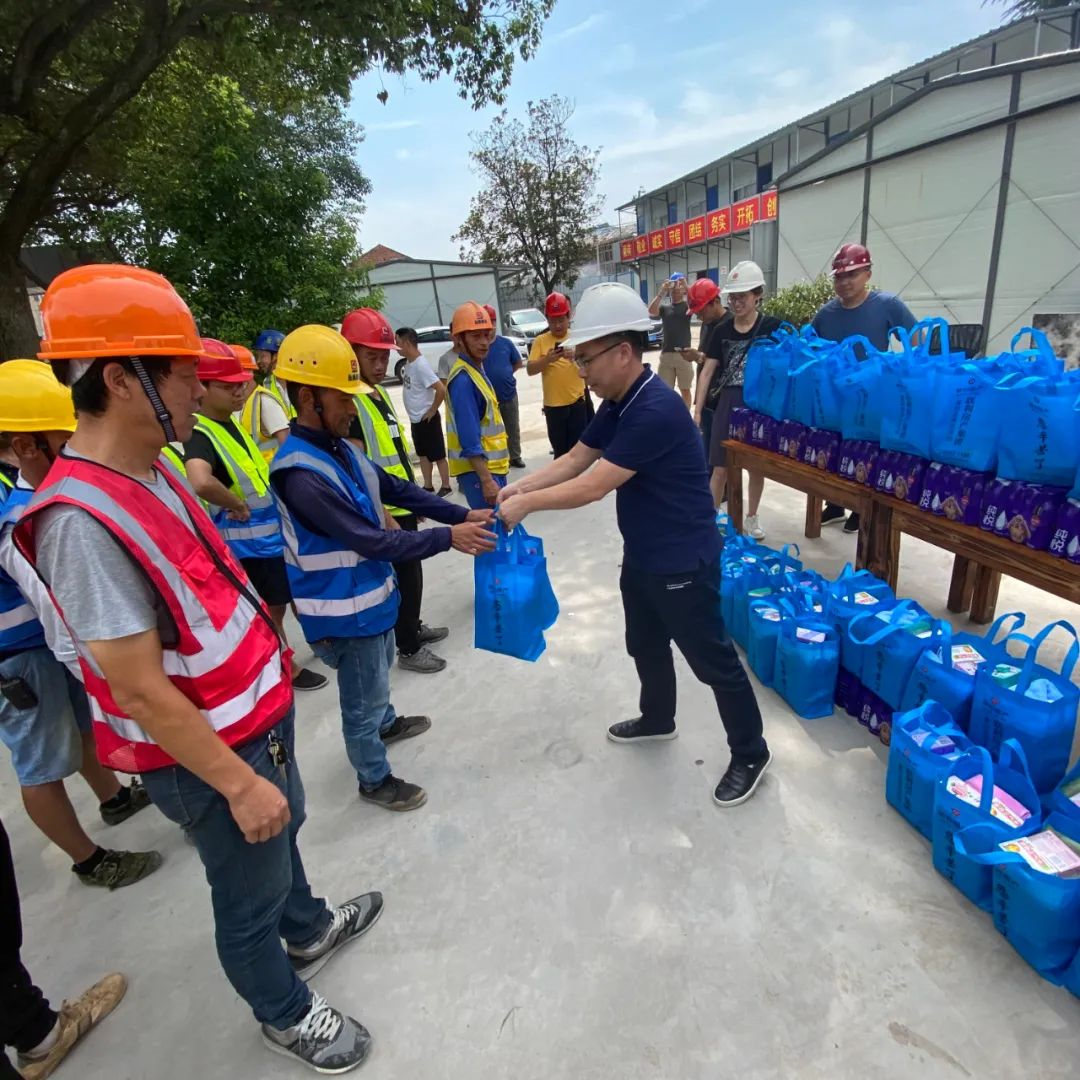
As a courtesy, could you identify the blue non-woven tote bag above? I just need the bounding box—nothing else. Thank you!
[886,702,974,841]
[835,337,883,441]
[955,813,1080,985]
[473,522,559,661]
[931,741,1041,911]
[822,564,895,674]
[877,325,936,459]
[847,600,940,709]
[1046,759,1080,824]
[968,619,1080,795]
[742,324,796,413]
[747,599,784,687]
[930,362,1006,472]
[752,336,795,421]
[773,617,840,719]
[898,612,1026,732]
[995,372,1080,488]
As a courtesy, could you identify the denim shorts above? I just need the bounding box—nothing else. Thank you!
[0,648,91,786]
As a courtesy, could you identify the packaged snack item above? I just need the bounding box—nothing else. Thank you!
[942,467,991,527]
[980,476,1014,537]
[801,428,840,473]
[891,453,928,504]
[873,449,901,494]
[965,774,1033,827]
[776,419,807,461]
[729,406,751,444]
[990,662,1021,689]
[1000,828,1080,877]
[838,440,861,482]
[749,413,777,451]
[919,462,949,514]
[1049,499,1080,563]
[1004,483,1068,551]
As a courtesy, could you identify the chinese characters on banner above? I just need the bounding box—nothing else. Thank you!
[615,191,778,260]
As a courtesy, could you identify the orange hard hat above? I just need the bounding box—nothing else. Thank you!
[340,308,395,350]
[451,302,493,337]
[198,338,250,383]
[38,264,202,361]
[687,278,721,315]
[229,343,257,371]
[545,291,571,318]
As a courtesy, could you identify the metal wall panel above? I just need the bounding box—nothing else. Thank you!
[1019,63,1080,111]
[776,172,864,286]
[784,135,867,186]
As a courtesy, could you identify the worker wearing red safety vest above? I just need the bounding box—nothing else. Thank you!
[14,264,378,1074]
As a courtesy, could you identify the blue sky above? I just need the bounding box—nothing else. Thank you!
[349,1,1007,260]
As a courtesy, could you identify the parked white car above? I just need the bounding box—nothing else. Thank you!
[391,326,526,382]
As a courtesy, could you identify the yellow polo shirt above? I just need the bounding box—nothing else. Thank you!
[530,331,585,407]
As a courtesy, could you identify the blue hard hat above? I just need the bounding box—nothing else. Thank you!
[670,272,685,281]
[254,329,285,353]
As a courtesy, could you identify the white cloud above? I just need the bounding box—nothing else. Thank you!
[363,119,422,133]
[394,148,411,161]
[547,12,610,44]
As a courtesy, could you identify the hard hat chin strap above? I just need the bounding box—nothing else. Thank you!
[130,359,177,443]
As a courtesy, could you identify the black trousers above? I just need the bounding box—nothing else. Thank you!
[392,515,424,656]
[544,398,589,458]
[620,557,767,764]
[1,817,56,1064]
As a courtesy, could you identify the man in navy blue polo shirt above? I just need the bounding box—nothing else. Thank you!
[482,304,526,469]
[497,283,770,807]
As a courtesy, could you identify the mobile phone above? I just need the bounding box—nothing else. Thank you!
[1,675,39,710]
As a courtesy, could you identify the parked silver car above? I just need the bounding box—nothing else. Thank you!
[391,326,527,382]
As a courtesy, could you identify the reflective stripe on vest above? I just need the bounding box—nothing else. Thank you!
[444,358,510,478]
[193,416,283,558]
[269,436,398,642]
[0,472,14,493]
[353,386,412,517]
[14,455,291,773]
[241,385,290,463]
[0,487,45,652]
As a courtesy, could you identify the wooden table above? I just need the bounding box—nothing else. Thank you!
[723,441,875,568]
[722,439,1080,625]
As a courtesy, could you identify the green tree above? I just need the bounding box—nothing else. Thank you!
[761,274,837,328]
[984,0,1063,20]
[455,95,602,293]
[0,1,552,357]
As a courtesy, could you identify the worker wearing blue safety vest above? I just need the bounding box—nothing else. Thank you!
[0,361,161,899]
[241,328,295,463]
[443,302,510,509]
[340,307,451,676]
[268,325,497,813]
[183,339,327,692]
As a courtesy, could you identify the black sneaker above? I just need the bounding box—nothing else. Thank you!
[288,892,384,981]
[843,512,861,534]
[510,458,527,469]
[359,774,427,812]
[417,623,449,645]
[380,715,431,745]
[607,717,677,744]
[261,993,371,1073]
[294,667,329,692]
[75,849,163,889]
[436,486,453,498]
[100,778,152,826]
[821,503,847,526]
[713,751,771,807]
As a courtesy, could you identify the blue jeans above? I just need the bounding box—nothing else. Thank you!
[457,472,506,510]
[140,710,329,1029]
[311,633,396,790]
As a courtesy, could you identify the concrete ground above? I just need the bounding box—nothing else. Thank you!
[4,361,1080,1080]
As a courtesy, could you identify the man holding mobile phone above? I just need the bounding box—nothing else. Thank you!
[527,292,588,458]
[648,274,693,408]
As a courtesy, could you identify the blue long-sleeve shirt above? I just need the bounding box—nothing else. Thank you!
[447,359,494,460]
[270,423,468,563]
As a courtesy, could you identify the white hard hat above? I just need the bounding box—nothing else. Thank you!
[724,260,766,294]
[563,282,654,349]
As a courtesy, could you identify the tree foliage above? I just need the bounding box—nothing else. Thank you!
[761,274,836,328]
[0,0,553,356]
[455,95,602,293]
[983,0,1063,21]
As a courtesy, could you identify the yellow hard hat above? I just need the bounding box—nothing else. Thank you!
[274,325,373,394]
[0,359,78,433]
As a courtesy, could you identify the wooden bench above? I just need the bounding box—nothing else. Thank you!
[721,439,1080,624]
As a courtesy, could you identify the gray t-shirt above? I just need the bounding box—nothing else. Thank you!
[35,464,193,644]
[660,299,691,352]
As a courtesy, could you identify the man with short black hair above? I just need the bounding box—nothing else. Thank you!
[648,274,693,407]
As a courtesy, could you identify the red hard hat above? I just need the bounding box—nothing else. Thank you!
[545,291,571,318]
[831,243,872,276]
[198,338,250,383]
[340,308,395,350]
[483,304,497,324]
[687,278,721,315]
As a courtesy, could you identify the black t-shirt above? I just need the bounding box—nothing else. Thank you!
[659,300,691,352]
[183,418,254,488]
[707,314,781,395]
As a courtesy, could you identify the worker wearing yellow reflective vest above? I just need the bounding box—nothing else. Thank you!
[443,302,509,509]
[340,308,451,675]
[268,324,497,812]
[183,338,327,692]
[240,328,295,462]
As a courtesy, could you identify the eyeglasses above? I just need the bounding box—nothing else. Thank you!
[573,339,624,370]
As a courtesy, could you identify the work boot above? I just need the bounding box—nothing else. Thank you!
[606,717,677,744]
[99,778,152,826]
[17,973,127,1080]
[380,715,431,745]
[293,667,329,691]
[358,775,427,812]
[288,892,384,981]
[261,993,371,1074]
[510,458,527,469]
[397,646,446,674]
[713,751,772,807]
[417,623,449,645]
[74,849,163,890]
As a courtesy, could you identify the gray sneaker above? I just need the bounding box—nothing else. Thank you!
[397,646,446,674]
[262,993,371,1074]
[417,623,449,645]
[288,892,385,981]
[75,849,163,890]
